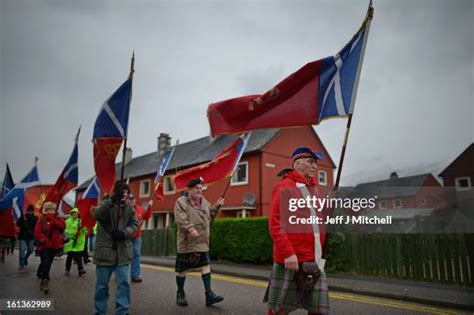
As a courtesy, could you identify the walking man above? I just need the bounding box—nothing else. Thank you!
[17,205,37,270]
[265,147,329,315]
[174,177,224,307]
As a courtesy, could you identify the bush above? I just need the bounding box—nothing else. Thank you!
[324,233,351,273]
[210,217,273,264]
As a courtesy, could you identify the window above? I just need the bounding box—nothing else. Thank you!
[318,171,327,186]
[379,200,387,209]
[420,198,427,207]
[231,162,248,186]
[164,176,175,195]
[393,199,402,209]
[455,177,472,191]
[139,179,150,198]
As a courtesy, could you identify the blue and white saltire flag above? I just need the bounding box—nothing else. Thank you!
[0,163,15,200]
[317,15,372,122]
[0,164,40,220]
[83,177,100,200]
[93,77,132,194]
[44,129,80,204]
[154,147,175,190]
[232,132,251,173]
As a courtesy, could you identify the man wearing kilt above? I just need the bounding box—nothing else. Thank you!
[174,177,225,307]
[265,147,329,315]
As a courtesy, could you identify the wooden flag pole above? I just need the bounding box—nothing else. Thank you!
[334,1,373,189]
[120,52,135,183]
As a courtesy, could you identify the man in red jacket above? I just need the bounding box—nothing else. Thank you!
[34,202,65,294]
[128,194,153,283]
[265,147,329,315]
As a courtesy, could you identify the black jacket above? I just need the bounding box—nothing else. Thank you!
[17,213,38,240]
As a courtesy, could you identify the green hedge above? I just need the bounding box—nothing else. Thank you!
[210,217,273,264]
[209,217,346,269]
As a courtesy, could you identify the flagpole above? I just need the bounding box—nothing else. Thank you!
[120,52,135,182]
[334,1,373,189]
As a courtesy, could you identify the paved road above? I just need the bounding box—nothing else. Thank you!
[0,253,466,314]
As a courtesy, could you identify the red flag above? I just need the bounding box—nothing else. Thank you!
[173,136,244,191]
[207,61,322,137]
[93,138,123,194]
[77,198,97,230]
[154,181,164,200]
[0,209,15,237]
[207,10,372,137]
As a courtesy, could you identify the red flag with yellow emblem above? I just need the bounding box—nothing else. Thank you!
[92,78,132,194]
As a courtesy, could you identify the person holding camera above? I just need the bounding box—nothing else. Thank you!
[34,202,65,294]
[92,180,139,315]
[264,147,329,315]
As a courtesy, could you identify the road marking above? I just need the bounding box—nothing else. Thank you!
[142,264,462,315]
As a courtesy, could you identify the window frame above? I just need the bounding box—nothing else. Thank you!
[231,161,249,186]
[139,179,151,198]
[393,199,402,209]
[455,176,472,192]
[163,175,176,195]
[318,170,327,186]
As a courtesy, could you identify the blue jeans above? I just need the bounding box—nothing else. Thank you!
[94,264,131,315]
[130,237,142,279]
[19,239,34,268]
[89,235,95,252]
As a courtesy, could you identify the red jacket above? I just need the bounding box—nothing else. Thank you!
[131,205,152,239]
[34,216,65,252]
[269,170,326,264]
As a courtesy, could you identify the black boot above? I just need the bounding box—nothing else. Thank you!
[176,292,188,306]
[205,291,224,306]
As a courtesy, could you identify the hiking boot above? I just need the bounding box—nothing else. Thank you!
[79,270,86,277]
[205,291,224,306]
[176,292,188,306]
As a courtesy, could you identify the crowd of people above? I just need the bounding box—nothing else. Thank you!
[1,146,329,314]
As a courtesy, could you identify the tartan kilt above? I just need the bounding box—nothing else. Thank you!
[264,263,329,314]
[175,251,210,272]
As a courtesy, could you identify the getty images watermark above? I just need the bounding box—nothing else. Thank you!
[288,194,392,224]
[279,186,474,234]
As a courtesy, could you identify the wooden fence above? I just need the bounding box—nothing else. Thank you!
[341,233,473,285]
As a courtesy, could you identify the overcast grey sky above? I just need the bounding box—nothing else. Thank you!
[1,0,473,187]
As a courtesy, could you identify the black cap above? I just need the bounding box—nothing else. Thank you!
[187,177,204,188]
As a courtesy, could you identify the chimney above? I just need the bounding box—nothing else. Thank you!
[390,171,398,179]
[124,148,133,165]
[158,133,171,156]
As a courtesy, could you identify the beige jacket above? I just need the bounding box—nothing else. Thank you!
[174,195,218,253]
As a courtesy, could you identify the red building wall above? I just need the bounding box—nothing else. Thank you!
[260,127,335,216]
